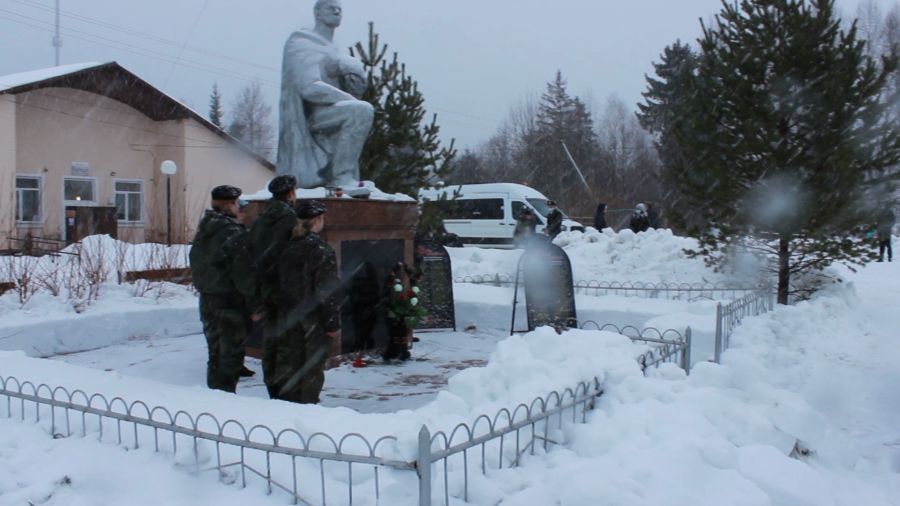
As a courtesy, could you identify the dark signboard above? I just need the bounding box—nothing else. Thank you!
[522,242,577,331]
[340,239,405,353]
[414,241,456,331]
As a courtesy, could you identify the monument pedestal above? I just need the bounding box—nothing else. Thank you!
[242,198,418,357]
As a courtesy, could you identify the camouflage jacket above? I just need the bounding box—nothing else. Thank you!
[277,232,341,335]
[248,198,298,310]
[189,209,257,307]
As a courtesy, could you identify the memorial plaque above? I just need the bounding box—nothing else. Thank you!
[340,239,404,353]
[414,241,456,331]
[522,242,577,331]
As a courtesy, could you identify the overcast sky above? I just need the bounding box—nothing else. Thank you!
[0,0,893,149]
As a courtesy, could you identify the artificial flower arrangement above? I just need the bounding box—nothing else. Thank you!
[386,278,428,329]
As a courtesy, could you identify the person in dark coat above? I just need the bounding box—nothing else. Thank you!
[594,202,608,231]
[646,202,661,229]
[514,208,538,247]
[545,200,563,239]
[248,176,299,390]
[189,185,257,393]
[267,200,342,404]
[629,203,650,233]
[877,207,895,262]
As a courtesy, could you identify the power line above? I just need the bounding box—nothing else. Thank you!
[0,10,279,86]
[10,0,279,73]
[0,4,504,130]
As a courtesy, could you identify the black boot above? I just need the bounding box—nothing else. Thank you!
[239,365,256,377]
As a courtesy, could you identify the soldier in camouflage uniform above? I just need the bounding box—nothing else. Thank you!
[189,185,257,393]
[247,176,299,397]
[267,200,342,404]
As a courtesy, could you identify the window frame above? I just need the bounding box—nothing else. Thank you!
[62,176,98,206]
[112,178,144,225]
[14,173,44,225]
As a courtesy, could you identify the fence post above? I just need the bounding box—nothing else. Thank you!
[683,326,692,375]
[417,425,432,506]
[714,303,723,363]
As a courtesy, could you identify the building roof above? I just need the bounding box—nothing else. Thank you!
[0,62,275,171]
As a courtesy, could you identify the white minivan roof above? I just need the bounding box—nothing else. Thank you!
[418,183,549,201]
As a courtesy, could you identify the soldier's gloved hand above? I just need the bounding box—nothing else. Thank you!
[250,312,264,322]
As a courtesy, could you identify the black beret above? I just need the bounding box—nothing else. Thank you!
[211,185,242,200]
[296,200,327,219]
[268,175,297,195]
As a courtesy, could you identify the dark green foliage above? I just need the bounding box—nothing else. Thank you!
[520,71,596,210]
[665,0,900,303]
[209,83,224,129]
[351,23,456,196]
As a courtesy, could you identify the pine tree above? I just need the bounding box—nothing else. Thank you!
[209,83,224,129]
[351,23,456,196]
[227,81,275,160]
[521,71,596,212]
[637,41,699,227]
[670,0,900,304]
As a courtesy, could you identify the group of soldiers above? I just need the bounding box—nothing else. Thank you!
[188,175,341,404]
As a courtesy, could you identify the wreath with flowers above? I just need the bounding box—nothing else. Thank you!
[386,279,428,329]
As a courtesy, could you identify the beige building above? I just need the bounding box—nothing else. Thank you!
[0,62,274,247]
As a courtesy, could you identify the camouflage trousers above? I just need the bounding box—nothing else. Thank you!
[199,294,249,393]
[262,319,328,404]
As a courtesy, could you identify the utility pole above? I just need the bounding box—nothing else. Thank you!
[560,140,592,192]
[53,0,62,66]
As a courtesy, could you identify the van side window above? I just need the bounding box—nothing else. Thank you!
[462,199,503,220]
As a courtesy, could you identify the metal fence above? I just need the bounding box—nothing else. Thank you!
[0,321,693,506]
[580,322,692,373]
[713,288,775,363]
[455,275,763,302]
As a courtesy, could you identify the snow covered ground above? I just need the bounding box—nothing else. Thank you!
[1,231,898,505]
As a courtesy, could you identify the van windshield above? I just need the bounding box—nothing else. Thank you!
[527,198,567,219]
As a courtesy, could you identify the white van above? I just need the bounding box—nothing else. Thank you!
[418,183,585,248]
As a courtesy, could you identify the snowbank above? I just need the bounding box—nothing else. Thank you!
[448,228,763,286]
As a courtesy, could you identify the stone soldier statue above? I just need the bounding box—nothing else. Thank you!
[277,0,374,189]
[189,185,258,393]
[267,200,342,404]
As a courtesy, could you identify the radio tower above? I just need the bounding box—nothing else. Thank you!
[53,0,62,66]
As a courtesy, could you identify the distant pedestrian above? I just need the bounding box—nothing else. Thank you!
[269,200,342,404]
[189,185,257,393]
[629,203,650,233]
[877,207,895,262]
[545,200,563,239]
[514,208,538,247]
[594,202,608,231]
[646,202,661,229]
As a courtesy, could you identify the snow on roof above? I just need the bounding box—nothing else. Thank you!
[0,62,105,93]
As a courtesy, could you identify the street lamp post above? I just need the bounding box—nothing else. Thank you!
[160,160,178,245]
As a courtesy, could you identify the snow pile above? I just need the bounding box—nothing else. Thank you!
[241,179,415,202]
[467,264,900,505]
[448,228,755,285]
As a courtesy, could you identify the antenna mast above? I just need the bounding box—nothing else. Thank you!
[53,0,62,66]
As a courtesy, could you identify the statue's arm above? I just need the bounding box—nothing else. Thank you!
[300,80,356,105]
[285,36,356,105]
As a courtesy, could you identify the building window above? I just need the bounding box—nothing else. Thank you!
[15,175,42,222]
[114,180,143,223]
[63,177,96,204]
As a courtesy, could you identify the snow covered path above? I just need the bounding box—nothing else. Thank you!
[50,330,504,414]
